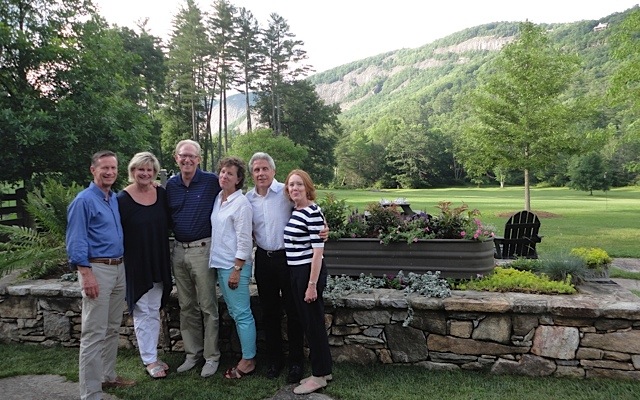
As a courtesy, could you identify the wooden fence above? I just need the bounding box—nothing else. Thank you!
[0,187,26,227]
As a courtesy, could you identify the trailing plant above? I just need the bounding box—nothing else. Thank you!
[325,270,451,307]
[0,178,82,278]
[454,267,576,294]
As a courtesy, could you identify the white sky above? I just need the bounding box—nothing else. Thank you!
[94,0,639,73]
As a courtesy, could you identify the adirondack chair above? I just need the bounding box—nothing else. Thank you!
[494,210,543,259]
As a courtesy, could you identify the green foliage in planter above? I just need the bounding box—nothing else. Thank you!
[317,192,349,240]
[325,270,451,307]
[0,178,81,278]
[318,193,495,244]
[570,247,612,270]
[454,267,577,294]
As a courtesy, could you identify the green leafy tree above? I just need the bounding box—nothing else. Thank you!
[162,0,217,170]
[117,25,167,164]
[0,1,156,187]
[335,130,386,187]
[0,0,90,187]
[208,0,238,155]
[568,152,609,195]
[385,125,453,188]
[256,80,340,184]
[260,13,310,135]
[233,7,264,133]
[609,9,640,172]
[230,128,307,183]
[460,22,580,210]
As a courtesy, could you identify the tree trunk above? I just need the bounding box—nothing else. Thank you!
[245,80,252,133]
[524,168,531,211]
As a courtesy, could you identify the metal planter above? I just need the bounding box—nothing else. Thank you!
[324,238,495,279]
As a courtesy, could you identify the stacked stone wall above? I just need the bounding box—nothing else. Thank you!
[1,280,639,380]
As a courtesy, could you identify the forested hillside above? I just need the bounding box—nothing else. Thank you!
[303,7,639,189]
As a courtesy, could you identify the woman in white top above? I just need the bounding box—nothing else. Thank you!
[209,156,256,379]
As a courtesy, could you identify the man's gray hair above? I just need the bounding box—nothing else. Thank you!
[175,139,201,156]
[249,152,276,170]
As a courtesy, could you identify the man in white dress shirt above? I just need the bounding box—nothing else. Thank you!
[246,152,305,383]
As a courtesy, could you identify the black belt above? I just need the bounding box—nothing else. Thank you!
[89,257,123,265]
[257,247,286,258]
[176,239,209,249]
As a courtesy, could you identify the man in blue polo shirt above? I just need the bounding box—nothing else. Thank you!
[66,150,135,400]
[166,139,222,378]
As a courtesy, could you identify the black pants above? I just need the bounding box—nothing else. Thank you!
[289,261,332,377]
[254,247,304,366]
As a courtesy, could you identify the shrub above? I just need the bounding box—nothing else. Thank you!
[317,192,349,239]
[0,178,82,279]
[570,247,612,270]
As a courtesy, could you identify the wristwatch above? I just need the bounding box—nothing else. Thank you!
[233,265,243,271]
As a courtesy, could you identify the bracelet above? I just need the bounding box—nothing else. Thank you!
[308,281,316,286]
[233,265,243,271]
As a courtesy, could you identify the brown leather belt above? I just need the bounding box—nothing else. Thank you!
[89,257,123,265]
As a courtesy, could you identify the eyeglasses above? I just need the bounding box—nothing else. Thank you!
[177,153,199,160]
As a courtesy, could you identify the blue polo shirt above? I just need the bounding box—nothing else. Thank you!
[66,182,124,268]
[166,168,221,243]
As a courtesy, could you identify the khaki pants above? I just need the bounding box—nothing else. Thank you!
[78,262,126,400]
[172,239,220,363]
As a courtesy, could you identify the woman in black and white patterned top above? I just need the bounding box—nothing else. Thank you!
[283,169,332,395]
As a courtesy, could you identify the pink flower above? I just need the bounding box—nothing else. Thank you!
[460,231,466,238]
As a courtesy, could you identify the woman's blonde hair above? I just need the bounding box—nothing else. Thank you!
[127,152,160,182]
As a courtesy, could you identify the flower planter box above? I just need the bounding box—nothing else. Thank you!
[324,238,495,279]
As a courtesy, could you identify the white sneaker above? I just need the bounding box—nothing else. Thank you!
[201,360,219,378]
[177,358,198,373]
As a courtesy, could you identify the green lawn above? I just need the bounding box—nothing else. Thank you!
[318,186,640,258]
[2,344,640,400]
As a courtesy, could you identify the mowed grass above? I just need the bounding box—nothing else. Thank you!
[317,186,640,258]
[3,344,640,400]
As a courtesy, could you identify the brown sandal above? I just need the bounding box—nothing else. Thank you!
[224,365,255,379]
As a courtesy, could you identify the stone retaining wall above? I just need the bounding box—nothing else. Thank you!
[1,279,640,380]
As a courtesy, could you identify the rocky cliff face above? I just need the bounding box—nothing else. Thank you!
[315,35,514,109]
[215,35,515,128]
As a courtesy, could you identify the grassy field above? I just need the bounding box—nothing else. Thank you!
[3,344,640,400]
[317,186,640,258]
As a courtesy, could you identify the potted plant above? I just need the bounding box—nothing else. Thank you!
[318,194,496,279]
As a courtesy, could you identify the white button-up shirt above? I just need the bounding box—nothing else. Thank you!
[209,189,253,269]
[246,179,293,251]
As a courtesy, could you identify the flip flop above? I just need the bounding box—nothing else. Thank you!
[146,364,167,379]
[223,365,255,379]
